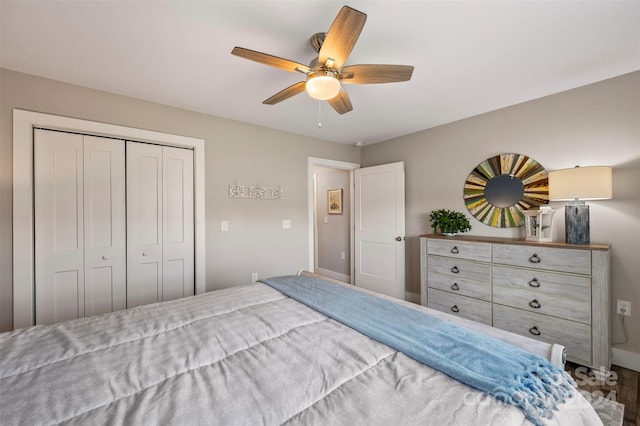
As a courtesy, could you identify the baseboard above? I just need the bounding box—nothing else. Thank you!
[315,267,350,284]
[405,291,421,304]
[612,347,640,372]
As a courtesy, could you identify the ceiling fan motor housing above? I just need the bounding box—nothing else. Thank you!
[310,32,327,53]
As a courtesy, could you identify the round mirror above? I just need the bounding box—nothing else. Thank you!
[484,174,524,208]
[463,153,549,228]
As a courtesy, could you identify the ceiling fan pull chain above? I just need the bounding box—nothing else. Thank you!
[318,101,322,130]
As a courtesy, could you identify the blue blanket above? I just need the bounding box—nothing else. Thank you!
[261,275,575,426]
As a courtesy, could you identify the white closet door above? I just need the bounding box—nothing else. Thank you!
[127,142,195,307]
[162,147,194,301]
[126,141,163,308]
[34,130,85,325]
[83,136,126,316]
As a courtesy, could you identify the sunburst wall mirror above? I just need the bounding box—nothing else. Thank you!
[463,153,549,228]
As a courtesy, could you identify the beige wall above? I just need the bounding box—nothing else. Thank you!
[0,68,360,331]
[362,71,640,356]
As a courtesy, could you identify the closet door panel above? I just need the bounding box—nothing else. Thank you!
[127,142,163,308]
[83,136,126,316]
[162,147,195,301]
[34,129,85,325]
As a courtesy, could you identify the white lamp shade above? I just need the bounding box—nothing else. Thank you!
[306,72,341,100]
[548,166,612,201]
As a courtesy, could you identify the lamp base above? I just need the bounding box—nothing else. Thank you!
[565,202,589,244]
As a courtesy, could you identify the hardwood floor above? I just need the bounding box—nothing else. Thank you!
[566,362,639,425]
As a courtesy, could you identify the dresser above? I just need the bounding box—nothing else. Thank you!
[420,234,611,370]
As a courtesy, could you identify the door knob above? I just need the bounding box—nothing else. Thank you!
[101,255,109,260]
[395,236,403,241]
[142,252,148,257]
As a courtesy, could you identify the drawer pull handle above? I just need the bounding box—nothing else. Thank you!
[528,278,541,288]
[451,246,459,254]
[529,326,541,336]
[529,299,541,309]
[451,283,460,291]
[451,305,459,313]
[529,254,541,263]
[451,266,459,274]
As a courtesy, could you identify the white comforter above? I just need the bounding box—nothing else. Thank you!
[0,283,601,425]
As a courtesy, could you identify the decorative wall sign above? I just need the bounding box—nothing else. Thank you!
[463,153,549,228]
[229,184,283,200]
[328,188,343,214]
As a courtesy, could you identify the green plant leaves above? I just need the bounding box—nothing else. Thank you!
[429,209,472,234]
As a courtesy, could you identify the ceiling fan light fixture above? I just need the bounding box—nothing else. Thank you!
[306,71,341,100]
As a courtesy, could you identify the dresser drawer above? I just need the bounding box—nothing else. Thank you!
[427,239,491,262]
[427,288,492,325]
[493,304,592,364]
[428,258,491,301]
[493,266,591,323]
[492,244,591,275]
[428,256,491,282]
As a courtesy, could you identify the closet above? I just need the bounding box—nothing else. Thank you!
[34,129,194,325]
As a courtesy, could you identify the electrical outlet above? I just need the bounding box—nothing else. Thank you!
[251,272,258,283]
[616,300,631,316]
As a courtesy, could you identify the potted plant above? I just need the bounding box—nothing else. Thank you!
[429,209,472,235]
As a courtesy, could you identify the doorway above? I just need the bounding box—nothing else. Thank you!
[307,157,359,284]
[308,158,407,299]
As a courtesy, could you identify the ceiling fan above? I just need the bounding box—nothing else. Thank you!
[231,5,414,115]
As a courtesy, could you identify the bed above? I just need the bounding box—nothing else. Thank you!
[0,273,601,425]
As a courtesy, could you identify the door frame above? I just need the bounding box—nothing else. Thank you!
[12,109,206,329]
[307,157,359,283]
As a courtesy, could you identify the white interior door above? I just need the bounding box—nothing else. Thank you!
[354,162,405,299]
[83,135,126,316]
[127,141,195,307]
[162,147,194,301]
[34,130,85,324]
[34,130,127,324]
[127,141,163,308]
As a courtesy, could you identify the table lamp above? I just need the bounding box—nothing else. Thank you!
[548,166,612,244]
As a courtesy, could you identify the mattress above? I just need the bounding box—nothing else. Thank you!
[0,279,601,425]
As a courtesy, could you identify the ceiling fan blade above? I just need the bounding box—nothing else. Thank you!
[327,88,353,115]
[232,47,310,73]
[341,64,414,84]
[263,81,307,105]
[318,6,367,70]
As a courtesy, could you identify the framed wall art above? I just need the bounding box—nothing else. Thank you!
[328,189,343,214]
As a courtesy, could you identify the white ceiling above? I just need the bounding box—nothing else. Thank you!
[1,1,639,146]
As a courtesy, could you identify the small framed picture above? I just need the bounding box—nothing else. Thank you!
[327,189,343,214]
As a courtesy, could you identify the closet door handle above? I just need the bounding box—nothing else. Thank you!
[451,305,459,313]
